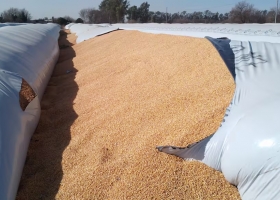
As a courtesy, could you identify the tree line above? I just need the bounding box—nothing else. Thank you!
[0,1,279,24]
[0,8,84,24]
[0,8,31,23]
[79,0,279,24]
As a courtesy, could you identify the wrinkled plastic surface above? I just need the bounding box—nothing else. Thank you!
[0,24,60,200]
[157,38,280,199]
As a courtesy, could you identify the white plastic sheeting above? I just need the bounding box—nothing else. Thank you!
[64,23,76,30]
[0,23,27,28]
[65,23,119,43]
[66,23,280,43]
[0,23,26,28]
[115,23,280,43]
[0,24,60,199]
[157,38,280,200]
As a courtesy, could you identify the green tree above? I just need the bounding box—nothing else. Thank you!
[127,5,138,21]
[18,9,31,22]
[99,0,129,23]
[56,17,68,25]
[203,10,213,20]
[212,12,219,21]
[137,2,150,23]
[148,11,154,22]
[75,18,84,23]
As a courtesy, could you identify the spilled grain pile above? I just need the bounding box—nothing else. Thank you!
[17,30,240,199]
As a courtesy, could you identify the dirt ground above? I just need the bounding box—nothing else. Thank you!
[17,30,239,199]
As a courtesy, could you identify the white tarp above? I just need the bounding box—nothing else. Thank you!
[66,24,119,43]
[0,24,60,200]
[157,37,280,200]
[0,23,28,28]
[64,23,75,30]
[66,23,280,44]
[114,23,280,43]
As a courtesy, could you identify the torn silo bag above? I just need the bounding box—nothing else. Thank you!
[157,37,280,200]
[0,24,60,200]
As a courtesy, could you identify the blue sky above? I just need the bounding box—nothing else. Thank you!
[0,0,276,19]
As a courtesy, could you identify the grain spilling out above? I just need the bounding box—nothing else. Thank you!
[17,30,240,199]
[19,79,36,111]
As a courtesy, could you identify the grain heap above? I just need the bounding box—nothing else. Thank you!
[17,30,240,199]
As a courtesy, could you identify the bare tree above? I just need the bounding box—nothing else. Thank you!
[79,8,97,23]
[229,1,255,23]
[79,8,88,22]
[87,9,96,23]
[79,8,96,24]
[252,10,267,23]
[268,7,280,23]
[1,8,31,22]
[1,8,20,22]
[79,8,108,24]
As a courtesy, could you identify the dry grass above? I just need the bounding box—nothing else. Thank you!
[17,30,239,199]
